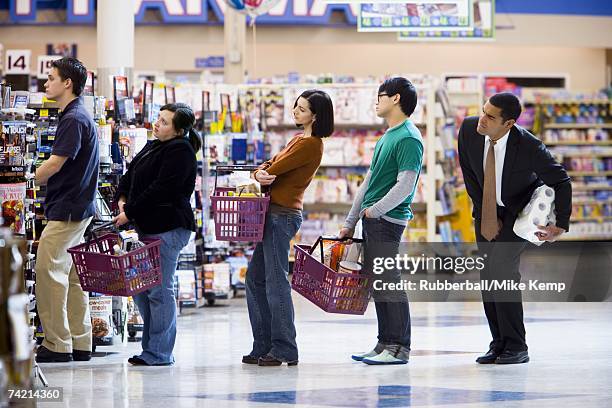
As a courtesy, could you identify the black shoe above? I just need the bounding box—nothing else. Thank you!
[35,346,72,363]
[73,349,92,361]
[258,354,298,367]
[242,355,260,364]
[476,349,501,364]
[495,350,529,365]
[128,356,173,366]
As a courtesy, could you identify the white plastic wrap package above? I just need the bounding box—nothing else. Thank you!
[513,185,556,246]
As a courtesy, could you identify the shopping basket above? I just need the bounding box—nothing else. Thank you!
[68,221,162,297]
[210,165,270,242]
[291,236,370,315]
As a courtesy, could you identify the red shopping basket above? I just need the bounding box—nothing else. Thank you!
[291,236,370,315]
[210,165,270,242]
[68,223,162,296]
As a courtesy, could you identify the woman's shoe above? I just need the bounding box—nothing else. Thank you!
[258,354,298,367]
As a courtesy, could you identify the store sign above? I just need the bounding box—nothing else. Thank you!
[4,49,31,75]
[37,55,61,79]
[359,1,473,33]
[196,56,225,69]
[8,0,359,25]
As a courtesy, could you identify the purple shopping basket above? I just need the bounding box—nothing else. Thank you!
[291,237,370,315]
[68,233,162,296]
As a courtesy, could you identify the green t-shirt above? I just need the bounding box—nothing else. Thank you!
[361,119,424,220]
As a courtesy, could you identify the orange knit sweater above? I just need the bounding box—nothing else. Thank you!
[256,134,323,210]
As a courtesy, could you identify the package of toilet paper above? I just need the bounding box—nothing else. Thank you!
[513,185,556,246]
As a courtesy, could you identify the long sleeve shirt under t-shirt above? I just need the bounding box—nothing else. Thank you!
[256,134,323,210]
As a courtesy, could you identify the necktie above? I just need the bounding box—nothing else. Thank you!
[481,139,499,241]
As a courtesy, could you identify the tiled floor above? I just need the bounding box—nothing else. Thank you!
[37,297,612,407]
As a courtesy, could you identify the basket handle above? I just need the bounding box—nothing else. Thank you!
[214,164,270,196]
[85,221,117,252]
[312,235,364,264]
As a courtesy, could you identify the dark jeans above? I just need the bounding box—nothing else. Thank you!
[475,206,529,353]
[246,210,302,362]
[362,217,410,348]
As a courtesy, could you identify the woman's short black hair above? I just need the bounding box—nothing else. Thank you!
[378,77,418,117]
[489,92,522,123]
[160,103,202,152]
[294,89,334,138]
[51,57,88,96]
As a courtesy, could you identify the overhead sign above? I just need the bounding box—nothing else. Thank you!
[37,55,61,79]
[358,1,472,33]
[195,56,225,69]
[398,0,493,41]
[4,49,31,75]
[8,0,359,25]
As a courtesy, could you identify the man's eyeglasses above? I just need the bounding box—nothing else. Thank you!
[377,93,392,102]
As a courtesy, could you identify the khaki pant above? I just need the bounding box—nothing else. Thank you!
[36,217,93,353]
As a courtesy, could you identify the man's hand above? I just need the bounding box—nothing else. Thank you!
[113,212,129,227]
[118,200,126,214]
[254,170,276,186]
[535,224,565,242]
[338,227,354,240]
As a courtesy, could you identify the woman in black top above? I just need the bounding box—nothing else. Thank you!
[113,103,201,366]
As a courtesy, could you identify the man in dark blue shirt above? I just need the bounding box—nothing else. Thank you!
[35,57,99,363]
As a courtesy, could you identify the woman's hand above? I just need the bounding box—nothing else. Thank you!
[255,170,276,186]
[113,212,129,227]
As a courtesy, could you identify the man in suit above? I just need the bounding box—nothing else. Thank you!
[458,92,571,365]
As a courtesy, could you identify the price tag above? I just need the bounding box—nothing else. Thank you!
[39,109,49,117]
[5,49,31,75]
[37,56,61,79]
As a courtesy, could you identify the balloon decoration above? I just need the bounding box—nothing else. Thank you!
[224,0,280,18]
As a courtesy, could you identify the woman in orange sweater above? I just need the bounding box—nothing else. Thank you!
[243,90,334,367]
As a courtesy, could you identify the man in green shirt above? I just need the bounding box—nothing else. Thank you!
[339,77,424,365]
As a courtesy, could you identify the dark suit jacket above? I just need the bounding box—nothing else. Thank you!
[457,116,572,231]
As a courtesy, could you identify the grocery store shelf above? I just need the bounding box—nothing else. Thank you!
[303,203,352,213]
[541,99,610,105]
[572,185,612,191]
[544,141,612,146]
[558,235,612,241]
[568,171,612,177]
[544,123,612,129]
[571,217,612,222]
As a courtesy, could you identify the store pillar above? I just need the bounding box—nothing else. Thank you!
[224,7,246,84]
[96,0,135,99]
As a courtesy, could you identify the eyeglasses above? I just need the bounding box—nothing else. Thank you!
[377,93,391,102]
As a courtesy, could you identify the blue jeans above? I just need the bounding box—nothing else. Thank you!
[133,227,192,365]
[246,211,302,362]
[362,217,411,349]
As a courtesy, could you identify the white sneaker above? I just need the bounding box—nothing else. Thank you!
[351,343,386,361]
[362,349,408,365]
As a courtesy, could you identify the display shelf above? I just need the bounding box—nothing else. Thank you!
[572,185,612,191]
[558,235,611,241]
[544,141,612,146]
[568,171,612,176]
[571,217,612,222]
[544,123,612,129]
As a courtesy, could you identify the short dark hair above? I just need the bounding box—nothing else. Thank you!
[488,92,522,122]
[51,57,88,96]
[294,90,334,138]
[160,103,202,152]
[378,77,418,117]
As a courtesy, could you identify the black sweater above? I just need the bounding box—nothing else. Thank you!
[116,138,197,234]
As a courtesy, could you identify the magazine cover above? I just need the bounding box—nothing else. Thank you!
[0,182,27,234]
[0,121,29,170]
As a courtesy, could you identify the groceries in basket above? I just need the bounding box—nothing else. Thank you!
[291,236,369,315]
[228,171,263,196]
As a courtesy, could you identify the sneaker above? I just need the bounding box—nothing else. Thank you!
[362,349,408,365]
[35,346,72,363]
[351,342,386,362]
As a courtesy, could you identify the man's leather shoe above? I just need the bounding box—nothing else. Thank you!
[476,349,501,364]
[258,354,298,367]
[36,346,72,363]
[73,349,92,361]
[495,350,529,365]
[242,355,259,364]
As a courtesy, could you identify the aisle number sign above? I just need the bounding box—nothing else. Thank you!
[4,49,31,75]
[37,55,61,79]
